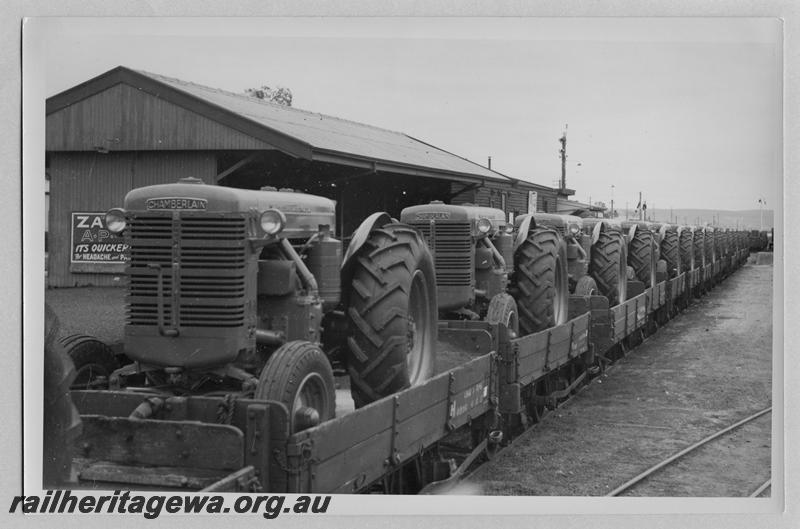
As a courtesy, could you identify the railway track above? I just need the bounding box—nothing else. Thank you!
[606,407,772,497]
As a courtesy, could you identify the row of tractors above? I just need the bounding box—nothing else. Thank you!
[44,178,753,492]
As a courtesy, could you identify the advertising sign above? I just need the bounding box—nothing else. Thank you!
[70,212,129,264]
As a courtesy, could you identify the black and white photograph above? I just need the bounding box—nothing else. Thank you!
[8,7,795,527]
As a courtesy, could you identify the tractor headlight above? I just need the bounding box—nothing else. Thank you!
[260,209,286,236]
[476,217,492,234]
[568,222,581,236]
[105,208,127,234]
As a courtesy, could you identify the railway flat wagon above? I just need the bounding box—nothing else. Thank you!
[66,263,740,494]
[49,180,748,494]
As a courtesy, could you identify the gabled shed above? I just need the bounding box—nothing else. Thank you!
[46,66,555,286]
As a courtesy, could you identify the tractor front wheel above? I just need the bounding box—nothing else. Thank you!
[487,293,519,339]
[59,334,117,390]
[43,305,82,487]
[345,223,437,408]
[256,341,336,433]
[575,276,598,297]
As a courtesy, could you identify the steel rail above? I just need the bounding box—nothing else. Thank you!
[606,406,772,497]
[437,269,745,495]
[749,479,771,498]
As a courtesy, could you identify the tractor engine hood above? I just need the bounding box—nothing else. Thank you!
[515,212,583,233]
[400,202,508,235]
[123,179,337,239]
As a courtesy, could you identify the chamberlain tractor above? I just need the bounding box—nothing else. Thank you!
[506,213,629,338]
[705,226,718,286]
[618,220,659,290]
[401,202,593,341]
[654,224,682,279]
[70,177,439,428]
[678,226,695,275]
[400,202,519,335]
[518,214,628,300]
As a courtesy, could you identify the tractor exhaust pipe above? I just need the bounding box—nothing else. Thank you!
[255,329,285,346]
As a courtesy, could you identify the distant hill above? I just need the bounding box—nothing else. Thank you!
[628,208,774,230]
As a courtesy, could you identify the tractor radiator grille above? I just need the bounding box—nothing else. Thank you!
[127,214,249,328]
[410,220,472,287]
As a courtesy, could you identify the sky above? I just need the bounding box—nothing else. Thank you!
[36,17,781,212]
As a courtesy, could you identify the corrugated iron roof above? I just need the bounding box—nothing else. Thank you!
[134,69,512,183]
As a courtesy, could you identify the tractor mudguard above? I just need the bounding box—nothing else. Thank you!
[513,214,537,251]
[591,220,605,246]
[627,223,637,245]
[658,224,667,241]
[341,212,394,272]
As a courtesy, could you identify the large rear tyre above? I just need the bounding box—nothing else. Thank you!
[59,334,117,390]
[589,230,627,306]
[43,305,82,488]
[628,229,657,288]
[345,223,437,408]
[256,341,336,433]
[660,229,680,278]
[693,230,706,269]
[511,228,569,336]
[679,228,694,272]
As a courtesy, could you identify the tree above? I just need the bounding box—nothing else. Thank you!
[244,85,293,106]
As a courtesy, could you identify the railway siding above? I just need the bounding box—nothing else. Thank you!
[467,262,773,496]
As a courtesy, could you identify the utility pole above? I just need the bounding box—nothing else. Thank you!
[559,125,568,191]
[611,184,615,219]
[639,192,643,221]
[758,198,765,230]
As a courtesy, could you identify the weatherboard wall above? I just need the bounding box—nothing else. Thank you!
[46,83,275,152]
[450,182,556,215]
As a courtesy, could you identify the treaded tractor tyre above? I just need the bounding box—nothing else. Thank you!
[679,229,694,272]
[660,229,680,278]
[511,228,569,336]
[575,276,598,296]
[628,229,657,287]
[43,305,82,487]
[487,293,520,339]
[345,223,437,408]
[256,341,336,433]
[59,334,117,390]
[589,230,627,306]
[694,230,706,269]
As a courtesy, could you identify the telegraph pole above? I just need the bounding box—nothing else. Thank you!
[639,192,643,220]
[611,184,615,219]
[559,126,568,191]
